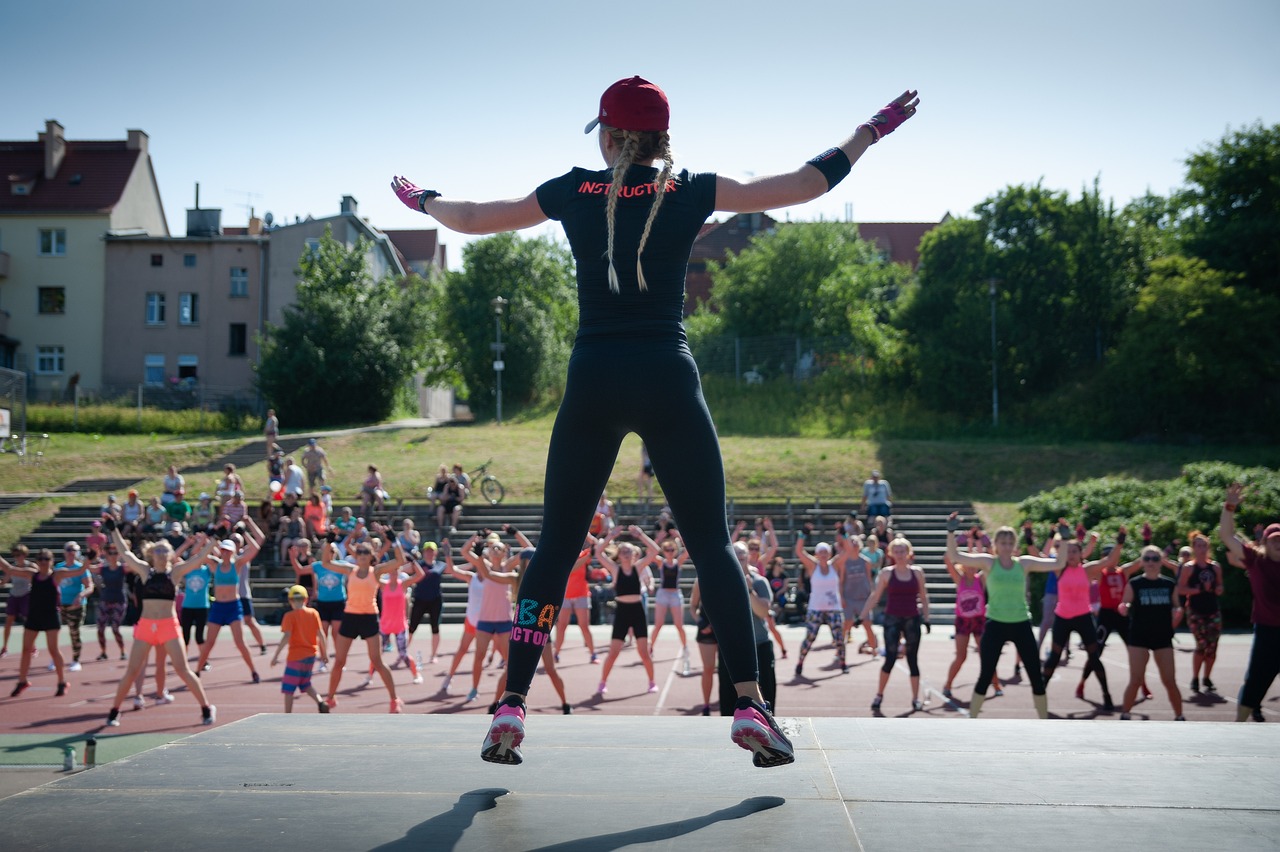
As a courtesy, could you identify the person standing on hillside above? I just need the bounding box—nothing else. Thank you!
[302,438,333,494]
[861,469,892,524]
[263,409,279,459]
[394,75,918,767]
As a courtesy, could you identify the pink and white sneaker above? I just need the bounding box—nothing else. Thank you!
[731,697,795,768]
[480,696,526,765]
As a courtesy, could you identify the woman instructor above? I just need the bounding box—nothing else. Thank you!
[393,77,918,767]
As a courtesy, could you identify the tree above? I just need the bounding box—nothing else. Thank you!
[439,233,577,417]
[1103,255,1280,437]
[1177,122,1280,295]
[256,229,434,426]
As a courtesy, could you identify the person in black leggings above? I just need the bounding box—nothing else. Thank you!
[393,77,919,767]
[1219,483,1280,722]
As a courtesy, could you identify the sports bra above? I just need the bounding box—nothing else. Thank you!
[213,560,239,587]
[616,565,642,597]
[660,561,681,590]
[142,570,177,601]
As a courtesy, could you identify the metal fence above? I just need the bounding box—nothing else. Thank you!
[689,334,872,384]
[90,383,261,414]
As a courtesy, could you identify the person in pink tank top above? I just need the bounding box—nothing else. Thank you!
[941,552,1002,700]
[1041,531,1125,713]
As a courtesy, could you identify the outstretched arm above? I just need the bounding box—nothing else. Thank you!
[391,179,547,235]
[715,90,919,213]
[1218,483,1247,565]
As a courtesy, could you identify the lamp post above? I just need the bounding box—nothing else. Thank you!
[490,296,508,425]
[988,278,999,429]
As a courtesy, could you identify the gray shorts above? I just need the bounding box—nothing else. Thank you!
[561,595,591,611]
[654,589,684,610]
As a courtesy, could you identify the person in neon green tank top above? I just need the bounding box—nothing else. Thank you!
[946,514,1065,719]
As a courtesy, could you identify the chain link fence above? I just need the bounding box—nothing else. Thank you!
[689,334,873,384]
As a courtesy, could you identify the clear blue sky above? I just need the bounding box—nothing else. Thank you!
[4,0,1277,268]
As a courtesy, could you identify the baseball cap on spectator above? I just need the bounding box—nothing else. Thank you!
[91,520,102,528]
[219,540,237,552]
[871,470,881,478]
[108,494,117,501]
[199,492,210,500]
[64,541,81,552]
[169,522,182,533]
[320,485,332,492]
[287,584,308,600]
[422,541,438,552]
[308,438,317,445]
[128,489,138,497]
[1265,523,1280,541]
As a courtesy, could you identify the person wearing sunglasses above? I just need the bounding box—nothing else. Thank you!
[1117,546,1185,720]
[91,543,130,661]
[2,548,94,697]
[54,542,93,673]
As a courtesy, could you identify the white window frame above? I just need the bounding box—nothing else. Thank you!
[177,354,198,381]
[145,292,166,325]
[179,293,199,326]
[35,345,65,374]
[38,228,67,256]
[144,354,165,386]
[230,267,249,298]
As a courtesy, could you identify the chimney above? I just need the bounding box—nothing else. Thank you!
[340,195,357,215]
[40,120,66,180]
[126,129,149,153]
[247,216,263,236]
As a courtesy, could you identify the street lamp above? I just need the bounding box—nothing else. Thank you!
[988,278,999,429]
[490,296,508,425]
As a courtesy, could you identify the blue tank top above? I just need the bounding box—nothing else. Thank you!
[182,566,211,609]
[313,561,347,603]
[213,560,239,588]
[415,561,445,602]
[98,563,127,604]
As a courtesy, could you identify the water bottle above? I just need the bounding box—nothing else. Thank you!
[62,744,76,771]
[84,736,97,768]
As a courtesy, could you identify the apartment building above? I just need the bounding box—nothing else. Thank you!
[0,121,168,397]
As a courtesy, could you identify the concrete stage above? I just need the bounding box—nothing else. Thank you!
[1,714,1277,851]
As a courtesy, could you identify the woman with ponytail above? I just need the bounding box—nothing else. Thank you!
[393,76,919,767]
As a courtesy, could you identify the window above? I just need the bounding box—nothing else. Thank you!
[177,354,198,381]
[304,237,320,257]
[35,346,65,374]
[230,267,249,298]
[150,254,163,267]
[39,229,67,256]
[179,293,199,325]
[38,287,66,315]
[183,254,196,268]
[229,323,247,356]
[144,354,165,385]
[145,292,166,325]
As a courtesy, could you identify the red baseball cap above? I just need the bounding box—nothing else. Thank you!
[1265,523,1280,541]
[584,76,669,134]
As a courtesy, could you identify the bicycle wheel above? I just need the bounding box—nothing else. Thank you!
[480,475,504,506]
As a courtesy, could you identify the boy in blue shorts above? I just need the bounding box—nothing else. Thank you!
[270,585,329,713]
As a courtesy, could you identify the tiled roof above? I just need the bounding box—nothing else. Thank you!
[689,212,778,263]
[854,222,939,268]
[0,140,142,214]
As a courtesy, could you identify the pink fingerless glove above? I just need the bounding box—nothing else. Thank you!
[391,176,439,213]
[860,96,917,143]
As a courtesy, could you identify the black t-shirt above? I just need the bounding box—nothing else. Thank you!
[536,166,717,342]
[1183,561,1221,616]
[1128,575,1176,647]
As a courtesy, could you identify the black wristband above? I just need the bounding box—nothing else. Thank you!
[806,148,852,192]
[416,190,441,213]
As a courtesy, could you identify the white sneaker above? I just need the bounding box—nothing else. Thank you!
[69,661,82,672]
[440,675,452,694]
[359,677,372,689]
[316,661,328,674]
[46,662,56,672]
[412,674,424,684]
[203,705,217,725]
[132,695,146,710]
[155,690,175,705]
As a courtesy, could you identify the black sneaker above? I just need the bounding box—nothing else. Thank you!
[1189,677,1200,694]
[1203,677,1216,693]
[488,701,500,715]
[1253,707,1265,723]
[562,703,572,715]
[730,697,795,768]
[56,682,68,697]
[481,695,526,765]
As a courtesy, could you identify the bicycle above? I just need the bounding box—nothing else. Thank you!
[468,459,505,506]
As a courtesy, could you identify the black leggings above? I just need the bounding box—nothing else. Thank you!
[1045,613,1109,694]
[409,597,442,634]
[719,641,776,715]
[505,340,757,696]
[1240,624,1280,710]
[882,614,922,676]
[180,607,208,648]
[976,620,1045,696]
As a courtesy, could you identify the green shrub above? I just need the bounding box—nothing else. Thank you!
[26,404,259,435]
[1018,463,1280,627]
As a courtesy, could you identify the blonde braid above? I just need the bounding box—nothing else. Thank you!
[604,132,640,294]
[635,132,673,291]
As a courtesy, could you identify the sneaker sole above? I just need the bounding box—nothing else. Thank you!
[730,719,795,768]
[480,719,525,765]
